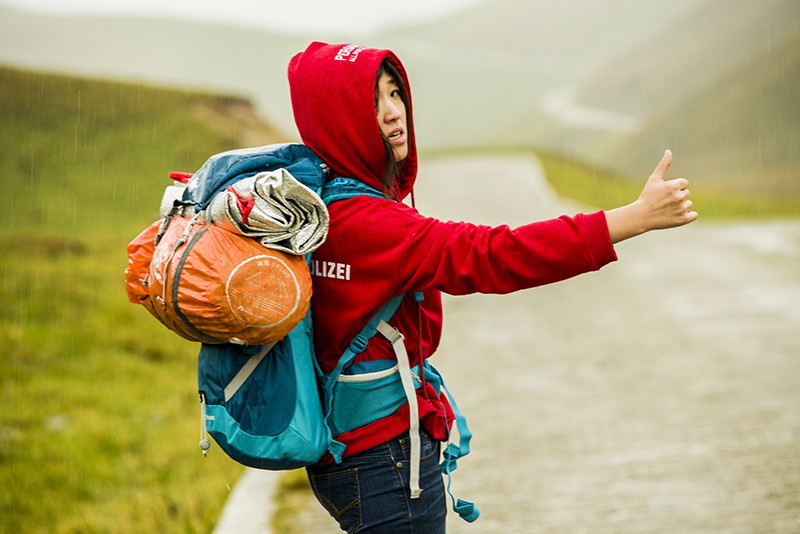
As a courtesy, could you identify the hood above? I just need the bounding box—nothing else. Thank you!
[288,41,418,200]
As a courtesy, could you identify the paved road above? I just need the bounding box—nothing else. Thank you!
[219,154,800,533]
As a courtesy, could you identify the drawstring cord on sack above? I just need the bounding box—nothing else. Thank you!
[198,391,211,458]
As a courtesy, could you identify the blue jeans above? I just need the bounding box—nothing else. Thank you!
[307,432,447,533]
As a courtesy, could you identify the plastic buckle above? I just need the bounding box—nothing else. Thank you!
[350,334,369,354]
[380,324,404,345]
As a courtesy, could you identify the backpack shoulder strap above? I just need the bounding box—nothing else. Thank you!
[320,295,405,463]
[321,177,388,205]
[318,177,426,493]
[322,295,404,393]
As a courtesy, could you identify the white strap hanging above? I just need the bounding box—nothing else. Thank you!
[377,320,422,499]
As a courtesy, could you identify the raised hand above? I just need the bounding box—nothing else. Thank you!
[637,150,698,230]
[604,150,698,244]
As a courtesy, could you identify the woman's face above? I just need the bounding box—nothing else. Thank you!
[376,70,409,163]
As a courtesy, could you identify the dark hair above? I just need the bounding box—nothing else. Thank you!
[375,59,410,200]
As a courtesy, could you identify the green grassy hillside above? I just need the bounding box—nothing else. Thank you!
[0,66,281,533]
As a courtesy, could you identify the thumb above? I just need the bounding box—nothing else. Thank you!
[647,149,673,184]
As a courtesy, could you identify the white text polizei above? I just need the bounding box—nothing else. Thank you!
[310,259,351,281]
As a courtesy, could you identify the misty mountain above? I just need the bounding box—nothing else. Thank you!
[569,0,800,188]
[0,0,797,198]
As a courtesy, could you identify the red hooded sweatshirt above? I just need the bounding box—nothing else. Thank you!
[288,42,617,458]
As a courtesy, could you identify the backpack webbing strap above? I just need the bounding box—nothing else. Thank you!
[222,342,277,402]
[404,361,479,521]
[376,320,423,499]
[436,372,480,522]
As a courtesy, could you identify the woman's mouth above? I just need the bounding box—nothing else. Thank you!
[387,129,406,144]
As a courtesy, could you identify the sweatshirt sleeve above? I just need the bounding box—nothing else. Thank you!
[332,198,617,297]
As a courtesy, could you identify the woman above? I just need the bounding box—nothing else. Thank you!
[288,41,696,533]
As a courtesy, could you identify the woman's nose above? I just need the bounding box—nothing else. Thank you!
[381,99,401,122]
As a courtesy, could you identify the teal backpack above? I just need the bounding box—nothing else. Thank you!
[171,144,478,522]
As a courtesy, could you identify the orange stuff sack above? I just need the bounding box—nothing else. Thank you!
[125,215,311,345]
[125,219,162,318]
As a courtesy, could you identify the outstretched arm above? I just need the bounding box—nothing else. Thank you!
[604,150,698,244]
